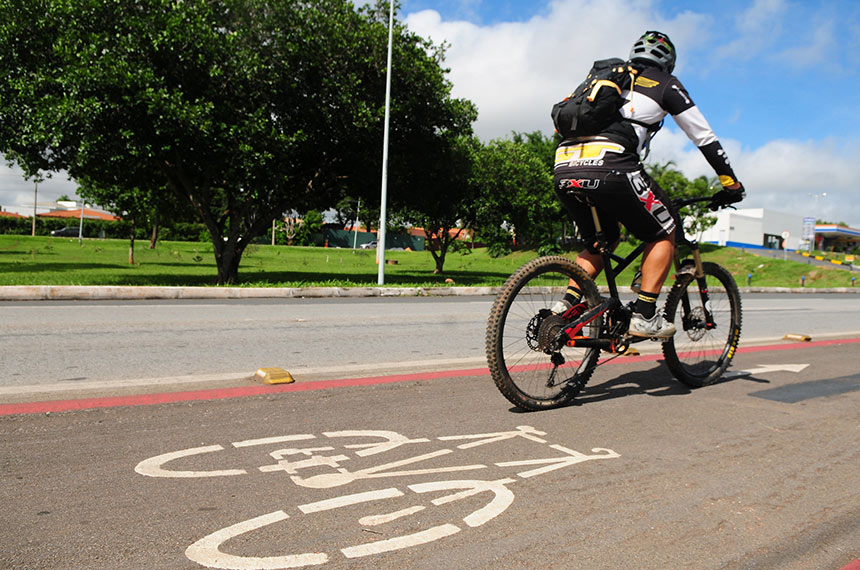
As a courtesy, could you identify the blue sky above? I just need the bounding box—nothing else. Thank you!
[397,0,860,226]
[3,0,859,227]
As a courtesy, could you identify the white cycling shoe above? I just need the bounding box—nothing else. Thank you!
[628,312,676,339]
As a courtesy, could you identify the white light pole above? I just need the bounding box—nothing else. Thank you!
[376,0,394,285]
[78,199,85,244]
[353,198,361,249]
[32,180,38,237]
[806,192,827,251]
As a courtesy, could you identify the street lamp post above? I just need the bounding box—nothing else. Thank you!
[806,192,827,252]
[376,0,394,285]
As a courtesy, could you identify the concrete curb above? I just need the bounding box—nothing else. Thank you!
[1,285,858,301]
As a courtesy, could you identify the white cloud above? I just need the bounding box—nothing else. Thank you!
[646,129,860,226]
[404,0,860,226]
[0,161,79,215]
[405,0,709,141]
[776,18,837,69]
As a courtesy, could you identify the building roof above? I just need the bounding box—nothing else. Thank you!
[37,208,119,221]
[0,210,26,218]
[815,224,860,238]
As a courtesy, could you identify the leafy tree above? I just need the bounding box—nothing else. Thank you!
[294,210,323,246]
[398,134,479,273]
[0,0,473,283]
[645,161,719,239]
[472,138,557,256]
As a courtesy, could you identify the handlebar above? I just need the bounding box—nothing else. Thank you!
[672,194,737,211]
[671,195,718,208]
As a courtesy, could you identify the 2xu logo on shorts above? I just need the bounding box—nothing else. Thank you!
[558,178,600,192]
[627,171,674,231]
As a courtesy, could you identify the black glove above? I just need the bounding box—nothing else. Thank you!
[709,184,745,211]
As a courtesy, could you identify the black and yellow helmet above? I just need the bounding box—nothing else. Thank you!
[630,31,676,73]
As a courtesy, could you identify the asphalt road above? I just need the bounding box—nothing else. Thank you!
[2,293,860,399]
[2,293,860,569]
[2,338,859,569]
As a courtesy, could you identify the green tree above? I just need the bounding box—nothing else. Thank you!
[645,161,718,239]
[398,134,479,273]
[294,210,323,246]
[472,138,557,256]
[0,0,473,283]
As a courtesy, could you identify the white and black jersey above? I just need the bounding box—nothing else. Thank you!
[553,63,741,245]
[620,65,738,187]
[555,64,739,188]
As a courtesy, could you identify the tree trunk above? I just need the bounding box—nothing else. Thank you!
[213,238,244,285]
[426,229,448,274]
[149,214,159,249]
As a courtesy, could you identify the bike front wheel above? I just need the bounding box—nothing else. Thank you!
[486,256,602,411]
[662,261,742,387]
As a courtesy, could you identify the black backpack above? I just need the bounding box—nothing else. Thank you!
[551,58,640,140]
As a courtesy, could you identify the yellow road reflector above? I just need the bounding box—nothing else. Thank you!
[782,333,812,342]
[255,367,295,385]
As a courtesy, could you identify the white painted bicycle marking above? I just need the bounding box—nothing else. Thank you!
[496,445,621,478]
[322,430,430,456]
[135,445,247,478]
[233,435,316,448]
[262,448,486,489]
[358,505,425,526]
[437,425,548,448]
[409,478,517,527]
[184,511,327,570]
[297,488,404,514]
[136,426,621,569]
[340,524,460,559]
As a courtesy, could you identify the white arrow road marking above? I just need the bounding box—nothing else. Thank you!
[725,364,810,379]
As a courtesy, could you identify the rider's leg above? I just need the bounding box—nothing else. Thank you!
[638,232,675,297]
[629,232,676,337]
[633,232,675,319]
[554,239,619,315]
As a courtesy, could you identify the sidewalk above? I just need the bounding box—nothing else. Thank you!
[1,284,859,301]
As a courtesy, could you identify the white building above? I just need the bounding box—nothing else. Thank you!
[698,208,804,250]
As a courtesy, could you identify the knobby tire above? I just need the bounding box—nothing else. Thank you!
[486,256,602,411]
[662,261,742,387]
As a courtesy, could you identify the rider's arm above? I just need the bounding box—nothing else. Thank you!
[663,78,740,189]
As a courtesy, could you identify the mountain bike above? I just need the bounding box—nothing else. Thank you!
[486,195,742,411]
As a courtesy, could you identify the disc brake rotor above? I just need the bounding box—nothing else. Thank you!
[685,306,708,341]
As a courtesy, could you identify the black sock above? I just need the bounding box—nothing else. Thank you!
[634,290,659,319]
[563,286,583,305]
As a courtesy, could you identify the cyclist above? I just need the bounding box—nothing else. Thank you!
[552,30,745,338]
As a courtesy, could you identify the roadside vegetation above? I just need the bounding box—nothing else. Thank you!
[1,235,855,289]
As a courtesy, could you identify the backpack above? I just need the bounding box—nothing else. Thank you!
[551,58,640,140]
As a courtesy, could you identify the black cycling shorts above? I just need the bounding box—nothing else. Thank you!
[554,168,678,252]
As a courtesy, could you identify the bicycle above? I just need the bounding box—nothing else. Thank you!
[486,194,742,411]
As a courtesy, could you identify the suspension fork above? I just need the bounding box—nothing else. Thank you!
[675,243,717,329]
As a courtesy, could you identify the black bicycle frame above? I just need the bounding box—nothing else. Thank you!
[559,195,720,349]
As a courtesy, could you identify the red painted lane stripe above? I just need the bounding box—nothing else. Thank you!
[0,368,490,416]
[839,560,860,570]
[3,337,859,416]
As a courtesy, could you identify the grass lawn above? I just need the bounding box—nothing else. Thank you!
[0,234,855,289]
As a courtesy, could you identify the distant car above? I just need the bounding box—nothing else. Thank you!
[50,226,82,237]
[359,241,377,249]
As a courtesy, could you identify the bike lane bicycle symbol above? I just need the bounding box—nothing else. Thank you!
[135,426,620,569]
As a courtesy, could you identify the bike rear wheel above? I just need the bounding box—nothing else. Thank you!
[662,261,742,387]
[486,256,602,411]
